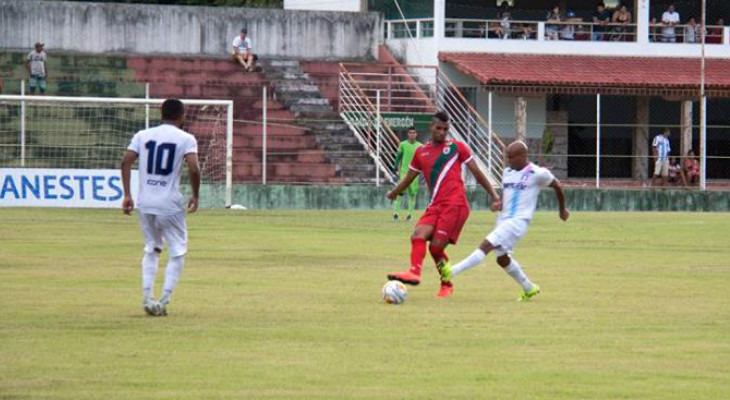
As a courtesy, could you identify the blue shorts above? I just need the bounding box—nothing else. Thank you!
[29,75,46,92]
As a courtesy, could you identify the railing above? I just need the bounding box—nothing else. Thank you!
[435,72,505,186]
[339,64,401,184]
[385,18,730,44]
[340,63,437,113]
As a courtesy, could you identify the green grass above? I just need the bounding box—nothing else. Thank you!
[1,209,729,399]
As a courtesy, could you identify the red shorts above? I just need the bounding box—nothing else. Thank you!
[416,203,470,244]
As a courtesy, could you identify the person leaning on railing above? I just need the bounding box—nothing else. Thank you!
[611,4,632,42]
[545,5,563,40]
[707,18,724,44]
[684,17,700,43]
[592,2,612,41]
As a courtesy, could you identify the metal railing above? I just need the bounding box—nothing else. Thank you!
[338,64,400,184]
[385,18,730,44]
[435,72,505,186]
[340,63,437,113]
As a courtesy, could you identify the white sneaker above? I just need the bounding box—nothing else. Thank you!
[143,297,160,316]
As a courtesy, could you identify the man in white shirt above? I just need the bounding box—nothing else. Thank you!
[437,141,570,301]
[661,4,680,42]
[231,28,258,72]
[26,42,48,94]
[121,99,201,316]
[651,128,672,186]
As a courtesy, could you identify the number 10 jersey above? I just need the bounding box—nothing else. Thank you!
[127,124,198,215]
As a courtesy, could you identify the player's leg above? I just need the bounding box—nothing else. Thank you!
[497,254,539,301]
[489,219,539,300]
[432,205,470,298]
[392,192,401,221]
[158,212,189,314]
[406,181,418,220]
[448,239,496,278]
[138,213,164,315]
[386,208,436,285]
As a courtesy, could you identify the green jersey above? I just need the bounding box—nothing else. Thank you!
[394,140,422,177]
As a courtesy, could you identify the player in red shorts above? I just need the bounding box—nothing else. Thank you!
[386,111,501,298]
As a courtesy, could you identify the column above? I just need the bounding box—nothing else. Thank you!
[434,0,445,46]
[515,96,527,141]
[636,0,650,44]
[633,96,650,180]
[680,100,693,157]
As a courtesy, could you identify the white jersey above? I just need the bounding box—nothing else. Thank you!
[127,124,197,215]
[497,162,555,224]
[232,36,252,53]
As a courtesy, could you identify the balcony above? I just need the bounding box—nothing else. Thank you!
[385,18,730,64]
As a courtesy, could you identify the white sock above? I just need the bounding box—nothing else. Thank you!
[161,255,185,304]
[451,249,487,277]
[141,252,160,299]
[504,258,534,292]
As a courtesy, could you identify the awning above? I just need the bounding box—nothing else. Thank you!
[439,52,730,97]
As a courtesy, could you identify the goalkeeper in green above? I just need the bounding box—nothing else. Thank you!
[392,127,422,221]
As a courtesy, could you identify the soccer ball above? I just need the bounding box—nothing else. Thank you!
[382,280,408,304]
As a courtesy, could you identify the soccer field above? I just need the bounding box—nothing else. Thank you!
[1,209,729,399]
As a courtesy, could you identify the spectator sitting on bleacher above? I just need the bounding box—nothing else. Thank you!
[667,158,687,186]
[545,5,563,40]
[661,4,680,42]
[231,29,259,72]
[27,42,48,95]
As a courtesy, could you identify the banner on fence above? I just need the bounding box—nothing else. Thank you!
[0,168,138,208]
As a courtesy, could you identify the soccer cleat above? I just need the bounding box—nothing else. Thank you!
[392,214,399,221]
[157,303,168,317]
[143,297,160,316]
[518,284,541,302]
[436,281,453,298]
[406,215,412,221]
[436,260,452,283]
[387,270,421,286]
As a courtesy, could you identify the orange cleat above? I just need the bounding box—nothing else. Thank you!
[387,270,422,286]
[436,281,453,298]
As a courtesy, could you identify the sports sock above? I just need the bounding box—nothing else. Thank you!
[410,238,427,275]
[504,258,534,292]
[429,244,448,265]
[161,255,185,304]
[407,193,416,217]
[141,252,160,299]
[393,196,402,216]
[451,248,486,277]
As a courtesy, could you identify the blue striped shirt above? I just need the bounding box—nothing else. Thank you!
[652,135,671,161]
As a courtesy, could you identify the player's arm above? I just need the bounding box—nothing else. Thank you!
[393,144,403,172]
[120,150,138,215]
[185,153,200,213]
[549,178,570,221]
[386,169,419,201]
[465,159,501,212]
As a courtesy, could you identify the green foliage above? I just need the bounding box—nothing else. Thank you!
[2,209,730,398]
[48,0,283,8]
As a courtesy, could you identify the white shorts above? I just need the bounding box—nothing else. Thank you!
[138,212,188,257]
[485,219,529,257]
[654,159,669,177]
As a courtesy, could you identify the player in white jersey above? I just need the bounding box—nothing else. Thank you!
[121,99,200,316]
[438,141,569,301]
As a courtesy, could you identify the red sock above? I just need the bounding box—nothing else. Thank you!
[410,238,427,275]
[429,244,449,265]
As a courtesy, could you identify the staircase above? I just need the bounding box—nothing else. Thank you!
[263,59,377,184]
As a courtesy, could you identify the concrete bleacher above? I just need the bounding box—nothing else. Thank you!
[0,52,366,184]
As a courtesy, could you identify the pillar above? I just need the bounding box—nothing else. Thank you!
[515,96,527,141]
[434,0,445,45]
[680,100,693,156]
[636,0,650,44]
[633,96,650,180]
